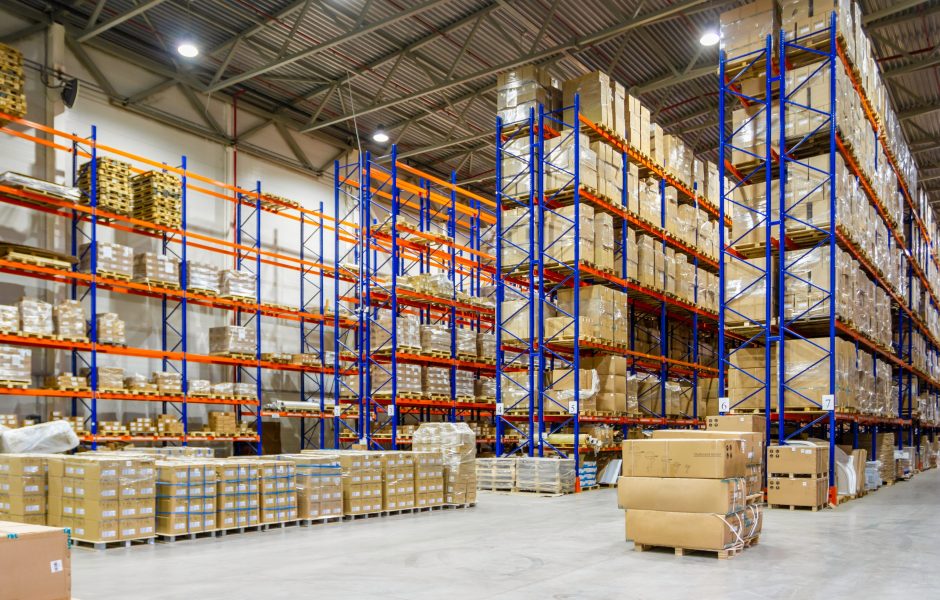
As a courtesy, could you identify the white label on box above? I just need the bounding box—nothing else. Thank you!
[822,394,835,410]
[50,560,63,573]
[270,412,279,419]
[718,397,730,413]
[495,403,504,416]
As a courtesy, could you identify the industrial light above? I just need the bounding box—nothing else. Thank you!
[699,31,720,46]
[177,42,199,58]
[372,126,389,143]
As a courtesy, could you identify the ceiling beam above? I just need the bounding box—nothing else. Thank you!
[883,51,940,78]
[302,0,713,132]
[633,65,715,95]
[77,0,169,42]
[207,0,453,93]
[863,0,940,28]
[899,103,940,121]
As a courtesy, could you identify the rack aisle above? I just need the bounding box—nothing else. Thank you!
[718,7,940,502]
[493,67,723,490]
[0,110,344,450]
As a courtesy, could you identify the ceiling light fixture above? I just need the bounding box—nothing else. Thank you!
[699,31,720,47]
[177,42,199,58]
[372,126,389,143]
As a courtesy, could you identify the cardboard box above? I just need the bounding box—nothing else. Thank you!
[650,430,764,466]
[0,521,70,600]
[625,509,756,550]
[707,414,767,433]
[617,476,746,514]
[621,439,747,478]
[767,476,828,507]
[768,445,829,476]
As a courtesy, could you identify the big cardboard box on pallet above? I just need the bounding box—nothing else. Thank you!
[617,477,747,514]
[767,476,828,507]
[621,439,747,478]
[625,508,761,551]
[768,445,829,476]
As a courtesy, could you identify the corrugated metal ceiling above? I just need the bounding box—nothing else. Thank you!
[9,0,940,200]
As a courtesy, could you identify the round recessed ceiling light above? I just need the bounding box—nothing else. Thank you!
[372,127,389,143]
[177,42,199,58]
[699,31,720,47]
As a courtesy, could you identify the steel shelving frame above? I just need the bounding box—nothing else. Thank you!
[0,112,343,449]
[493,94,721,489]
[718,14,940,500]
[333,147,497,449]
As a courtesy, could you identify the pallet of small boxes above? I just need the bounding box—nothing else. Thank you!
[617,420,763,559]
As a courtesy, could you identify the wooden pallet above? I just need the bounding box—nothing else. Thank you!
[769,503,827,512]
[0,379,29,389]
[134,278,181,290]
[0,244,76,270]
[220,294,255,304]
[420,350,451,359]
[633,542,743,559]
[187,287,219,297]
[210,352,256,360]
[72,537,156,551]
[96,269,131,281]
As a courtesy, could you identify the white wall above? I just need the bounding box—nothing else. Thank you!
[0,18,346,449]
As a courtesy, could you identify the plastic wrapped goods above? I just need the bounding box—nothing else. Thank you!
[96,313,125,345]
[133,252,179,286]
[413,422,477,505]
[475,376,496,399]
[420,324,451,355]
[189,379,211,395]
[54,300,86,340]
[370,363,422,396]
[81,366,123,390]
[423,366,451,397]
[234,382,256,399]
[152,371,182,395]
[0,305,17,332]
[209,325,256,355]
[186,261,220,294]
[0,345,30,383]
[476,332,496,361]
[276,454,344,519]
[79,242,133,278]
[516,457,575,494]
[455,370,475,399]
[370,313,420,351]
[0,420,79,454]
[219,269,255,299]
[17,298,52,336]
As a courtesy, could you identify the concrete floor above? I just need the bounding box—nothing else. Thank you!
[73,470,940,600]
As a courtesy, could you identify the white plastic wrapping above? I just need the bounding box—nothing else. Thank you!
[0,420,79,453]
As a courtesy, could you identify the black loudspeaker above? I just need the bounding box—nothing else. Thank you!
[61,78,79,108]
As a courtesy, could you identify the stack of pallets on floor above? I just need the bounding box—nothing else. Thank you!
[0,43,26,121]
[78,157,133,215]
[132,170,182,229]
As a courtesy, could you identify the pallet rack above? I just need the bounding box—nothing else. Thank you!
[494,94,722,489]
[718,15,940,502]
[0,111,346,450]
[330,148,498,449]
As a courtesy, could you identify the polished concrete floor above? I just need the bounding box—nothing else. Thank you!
[73,470,940,599]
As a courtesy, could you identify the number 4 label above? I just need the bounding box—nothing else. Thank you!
[718,397,730,413]
[495,404,504,416]
[822,394,835,411]
[332,405,342,417]
[387,405,396,417]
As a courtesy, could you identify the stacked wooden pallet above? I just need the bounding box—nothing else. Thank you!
[78,156,133,215]
[132,170,182,228]
[0,43,26,120]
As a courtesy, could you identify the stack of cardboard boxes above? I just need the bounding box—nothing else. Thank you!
[413,423,477,506]
[380,452,416,511]
[214,459,259,530]
[280,454,343,520]
[155,460,216,536]
[618,436,761,556]
[767,445,830,510]
[0,454,45,524]
[413,450,445,507]
[50,455,156,544]
[254,458,297,524]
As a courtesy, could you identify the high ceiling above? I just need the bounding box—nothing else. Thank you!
[4,0,939,201]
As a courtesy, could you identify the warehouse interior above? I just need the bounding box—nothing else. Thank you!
[0,0,938,598]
